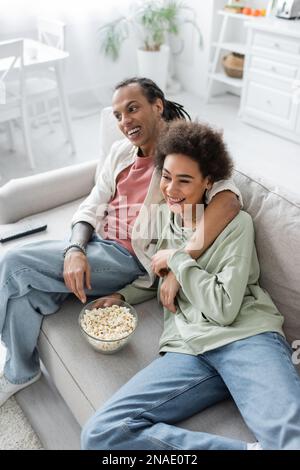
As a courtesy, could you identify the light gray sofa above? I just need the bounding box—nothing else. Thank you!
[1,108,300,450]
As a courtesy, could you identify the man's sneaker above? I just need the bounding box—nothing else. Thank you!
[247,442,263,450]
[0,371,41,407]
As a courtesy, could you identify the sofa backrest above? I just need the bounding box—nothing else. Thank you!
[95,106,124,181]
[233,169,300,344]
[0,161,97,224]
[0,106,121,224]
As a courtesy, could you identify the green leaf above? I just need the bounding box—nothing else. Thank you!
[98,0,202,58]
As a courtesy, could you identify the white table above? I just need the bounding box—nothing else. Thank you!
[0,38,76,155]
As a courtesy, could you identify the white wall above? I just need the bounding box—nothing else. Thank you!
[174,0,217,99]
[0,0,272,104]
[63,18,137,106]
[0,1,139,106]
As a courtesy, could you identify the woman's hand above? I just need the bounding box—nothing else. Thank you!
[160,271,180,314]
[63,250,92,303]
[91,293,125,309]
[151,249,176,277]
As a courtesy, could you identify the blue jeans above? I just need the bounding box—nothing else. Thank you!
[0,237,145,384]
[81,332,300,450]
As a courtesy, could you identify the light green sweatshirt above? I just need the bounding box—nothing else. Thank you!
[118,204,284,356]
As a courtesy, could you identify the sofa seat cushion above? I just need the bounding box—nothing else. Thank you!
[39,296,255,442]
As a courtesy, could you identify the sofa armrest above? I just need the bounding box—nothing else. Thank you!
[0,160,97,224]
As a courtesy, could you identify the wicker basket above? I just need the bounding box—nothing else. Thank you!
[222,52,244,79]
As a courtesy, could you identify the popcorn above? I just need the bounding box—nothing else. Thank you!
[80,304,137,353]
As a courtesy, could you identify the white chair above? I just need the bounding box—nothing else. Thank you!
[38,17,65,50]
[34,17,75,153]
[7,18,76,154]
[0,39,35,168]
[30,18,66,133]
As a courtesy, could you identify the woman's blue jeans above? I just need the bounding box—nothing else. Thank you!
[82,332,300,450]
[0,237,145,384]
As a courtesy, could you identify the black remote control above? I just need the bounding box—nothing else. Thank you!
[0,221,47,243]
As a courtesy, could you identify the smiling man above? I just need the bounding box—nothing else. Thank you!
[0,77,241,406]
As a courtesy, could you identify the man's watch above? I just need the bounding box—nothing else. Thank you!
[63,242,87,258]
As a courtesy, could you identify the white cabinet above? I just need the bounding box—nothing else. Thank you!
[239,20,300,144]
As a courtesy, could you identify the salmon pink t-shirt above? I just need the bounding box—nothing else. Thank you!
[103,154,154,254]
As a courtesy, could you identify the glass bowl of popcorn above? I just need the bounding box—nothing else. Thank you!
[79,297,138,354]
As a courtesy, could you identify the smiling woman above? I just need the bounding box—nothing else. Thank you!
[81,120,300,451]
[156,120,232,225]
[160,158,211,219]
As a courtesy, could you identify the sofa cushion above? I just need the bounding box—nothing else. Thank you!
[233,168,300,344]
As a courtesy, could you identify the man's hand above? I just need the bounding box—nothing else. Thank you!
[63,250,92,303]
[160,271,180,314]
[92,293,125,309]
[151,249,176,277]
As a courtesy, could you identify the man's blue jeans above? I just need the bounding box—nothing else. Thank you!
[0,237,145,384]
[81,332,300,450]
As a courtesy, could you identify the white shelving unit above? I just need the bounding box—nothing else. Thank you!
[207,10,260,101]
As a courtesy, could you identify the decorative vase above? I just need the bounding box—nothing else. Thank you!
[137,45,170,92]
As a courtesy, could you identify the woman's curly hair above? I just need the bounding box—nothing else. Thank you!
[155,120,233,183]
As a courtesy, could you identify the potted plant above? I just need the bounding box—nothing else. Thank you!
[98,0,202,91]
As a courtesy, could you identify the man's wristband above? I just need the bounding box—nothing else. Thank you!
[63,242,87,258]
